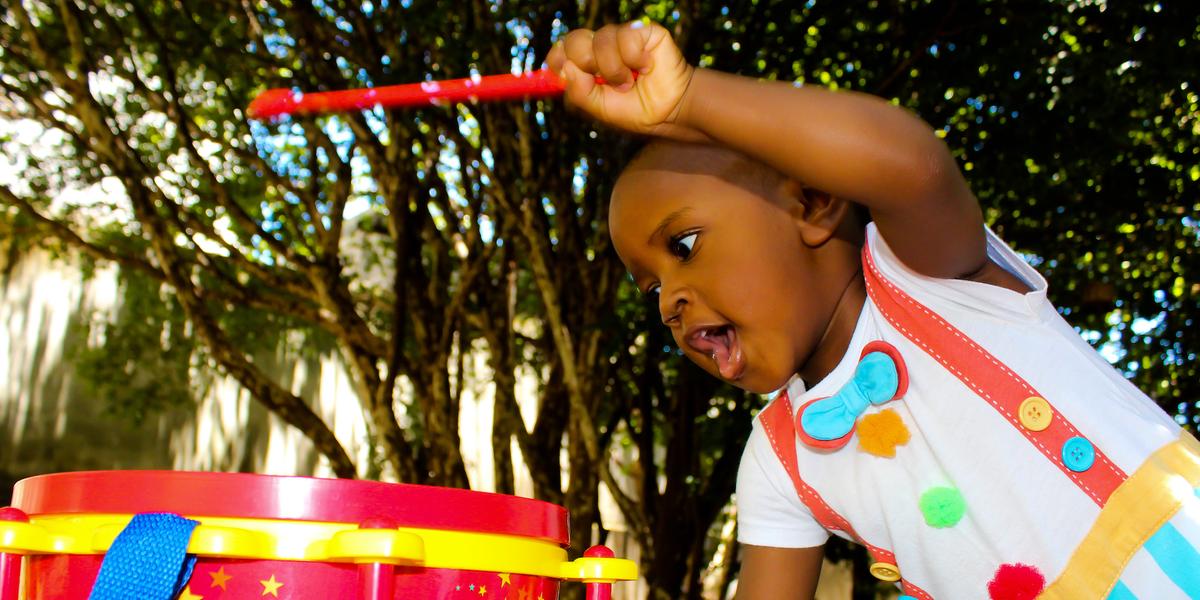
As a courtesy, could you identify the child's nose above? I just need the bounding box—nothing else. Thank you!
[658,283,690,325]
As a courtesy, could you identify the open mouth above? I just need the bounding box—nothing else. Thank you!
[685,324,745,381]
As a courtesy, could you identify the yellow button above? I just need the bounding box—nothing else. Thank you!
[869,561,901,582]
[1018,396,1053,432]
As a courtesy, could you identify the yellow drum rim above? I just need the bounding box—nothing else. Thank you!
[1,514,637,582]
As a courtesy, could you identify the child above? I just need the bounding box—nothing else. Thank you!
[548,21,1200,600]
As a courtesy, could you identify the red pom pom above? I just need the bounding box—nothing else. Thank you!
[584,545,615,558]
[987,563,1045,600]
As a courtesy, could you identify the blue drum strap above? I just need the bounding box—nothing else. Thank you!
[88,512,199,600]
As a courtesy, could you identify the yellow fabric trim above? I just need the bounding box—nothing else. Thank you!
[0,514,636,581]
[1040,431,1200,599]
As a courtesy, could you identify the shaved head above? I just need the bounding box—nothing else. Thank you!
[616,140,787,203]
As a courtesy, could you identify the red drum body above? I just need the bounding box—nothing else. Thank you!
[0,472,636,599]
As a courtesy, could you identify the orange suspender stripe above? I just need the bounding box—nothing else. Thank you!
[759,397,934,600]
[861,243,1127,506]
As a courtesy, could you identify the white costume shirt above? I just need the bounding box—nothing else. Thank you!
[736,224,1195,599]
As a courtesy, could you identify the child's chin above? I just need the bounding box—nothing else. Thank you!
[687,357,780,394]
[739,381,780,395]
[737,371,794,395]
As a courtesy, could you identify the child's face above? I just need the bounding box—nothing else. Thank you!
[609,146,840,394]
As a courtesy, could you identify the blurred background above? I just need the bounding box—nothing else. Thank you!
[1,1,1197,598]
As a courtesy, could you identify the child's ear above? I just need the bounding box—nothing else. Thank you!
[783,180,851,247]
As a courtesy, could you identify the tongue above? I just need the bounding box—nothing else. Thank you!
[693,327,740,379]
[714,328,741,379]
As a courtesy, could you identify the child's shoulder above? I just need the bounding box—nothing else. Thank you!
[866,222,1048,314]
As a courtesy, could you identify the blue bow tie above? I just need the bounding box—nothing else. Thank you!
[797,345,905,449]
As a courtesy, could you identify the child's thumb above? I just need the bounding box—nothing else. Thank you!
[560,61,598,107]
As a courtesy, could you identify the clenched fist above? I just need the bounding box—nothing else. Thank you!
[547,20,706,141]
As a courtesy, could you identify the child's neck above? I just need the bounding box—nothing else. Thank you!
[799,268,866,388]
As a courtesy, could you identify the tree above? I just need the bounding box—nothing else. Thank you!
[2,1,1196,599]
[0,3,750,598]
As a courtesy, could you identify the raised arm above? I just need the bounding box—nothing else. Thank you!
[548,21,988,279]
[735,544,825,600]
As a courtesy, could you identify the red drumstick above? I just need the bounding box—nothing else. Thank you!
[248,68,628,119]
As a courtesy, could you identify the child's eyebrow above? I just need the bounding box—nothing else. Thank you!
[648,207,692,245]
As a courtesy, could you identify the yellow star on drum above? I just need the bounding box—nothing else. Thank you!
[260,574,284,597]
[498,572,511,586]
[179,587,204,600]
[209,567,232,590]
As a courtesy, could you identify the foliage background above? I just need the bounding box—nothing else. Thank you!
[1,1,1196,598]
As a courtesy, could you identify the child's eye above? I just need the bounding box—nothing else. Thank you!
[646,283,661,297]
[669,232,698,259]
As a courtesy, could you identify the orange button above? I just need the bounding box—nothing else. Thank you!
[869,561,901,582]
[1018,396,1053,432]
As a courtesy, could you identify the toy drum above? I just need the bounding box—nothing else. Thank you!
[0,471,636,599]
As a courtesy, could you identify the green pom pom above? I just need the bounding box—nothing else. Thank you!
[919,486,966,528]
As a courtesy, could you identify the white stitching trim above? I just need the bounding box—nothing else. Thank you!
[863,247,1125,506]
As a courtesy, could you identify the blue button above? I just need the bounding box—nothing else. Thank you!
[1062,436,1095,472]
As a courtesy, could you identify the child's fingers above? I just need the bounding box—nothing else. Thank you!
[616,20,663,73]
[592,24,635,89]
[562,29,599,74]
[546,40,566,75]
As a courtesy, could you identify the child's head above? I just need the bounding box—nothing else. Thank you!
[609,140,865,393]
